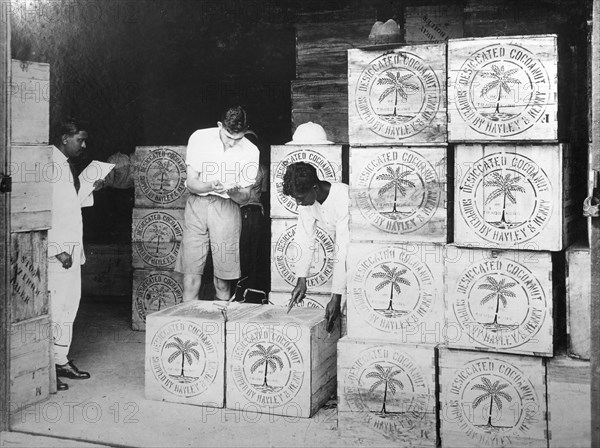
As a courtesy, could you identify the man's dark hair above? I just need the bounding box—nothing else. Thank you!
[221,106,249,134]
[282,162,319,197]
[59,117,88,137]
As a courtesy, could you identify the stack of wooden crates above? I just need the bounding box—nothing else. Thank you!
[131,146,188,330]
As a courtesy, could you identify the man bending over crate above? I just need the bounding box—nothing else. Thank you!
[283,161,349,332]
[176,106,259,302]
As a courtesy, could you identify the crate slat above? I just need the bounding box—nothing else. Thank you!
[11,60,49,145]
[566,242,590,359]
[404,4,464,43]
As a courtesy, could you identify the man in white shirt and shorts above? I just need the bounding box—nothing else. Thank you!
[176,106,259,302]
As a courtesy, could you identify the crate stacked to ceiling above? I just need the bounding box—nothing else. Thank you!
[130,146,188,330]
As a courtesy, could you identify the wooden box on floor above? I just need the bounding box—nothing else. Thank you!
[226,305,340,418]
[448,35,558,142]
[132,208,184,270]
[454,143,576,251]
[132,146,188,209]
[10,315,51,411]
[346,243,444,345]
[268,291,330,310]
[349,146,448,243]
[348,44,447,146]
[439,348,547,448]
[403,4,464,43]
[82,243,132,298]
[566,242,590,359]
[270,144,342,218]
[11,231,48,323]
[9,145,53,232]
[546,356,590,448]
[271,219,335,294]
[132,269,184,331]
[337,338,437,447]
[145,301,259,407]
[11,59,49,145]
[445,245,553,356]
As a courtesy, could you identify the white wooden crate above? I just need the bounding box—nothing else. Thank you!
[349,146,448,242]
[439,348,547,448]
[454,143,575,251]
[268,291,330,310]
[445,245,553,356]
[338,338,437,447]
[348,44,447,146]
[448,35,558,141]
[270,144,342,218]
[132,269,184,331]
[132,208,184,270]
[566,242,590,359]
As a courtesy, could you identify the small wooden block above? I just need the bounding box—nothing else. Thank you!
[268,291,330,310]
[145,301,259,407]
[546,356,591,448]
[271,219,335,294]
[404,4,465,43]
[270,144,342,218]
[448,35,558,142]
[566,242,590,359]
[348,44,447,146]
[337,338,437,447]
[226,305,340,417]
[349,146,448,242]
[9,145,53,232]
[439,348,547,448]
[132,208,184,270]
[445,245,553,356]
[346,243,444,344]
[11,60,50,145]
[454,143,576,251]
[132,146,188,209]
[132,269,184,331]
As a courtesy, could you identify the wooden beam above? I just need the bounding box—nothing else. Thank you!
[591,0,600,445]
[0,0,12,432]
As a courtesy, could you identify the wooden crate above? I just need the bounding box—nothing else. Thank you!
[445,246,553,356]
[271,219,335,294]
[448,35,558,142]
[11,231,48,323]
[145,301,260,407]
[454,144,576,251]
[346,243,444,344]
[338,338,437,447]
[132,208,184,270]
[132,146,188,209]
[566,242,590,359]
[546,356,590,448]
[268,291,330,310]
[9,145,53,232]
[132,269,184,331]
[348,44,447,146]
[10,315,51,411]
[404,4,464,43]
[226,305,340,417]
[350,146,448,243]
[270,144,342,218]
[10,60,49,145]
[82,243,132,298]
[439,348,547,448]
[291,79,348,144]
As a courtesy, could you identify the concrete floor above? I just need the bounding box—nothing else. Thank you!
[9,296,357,448]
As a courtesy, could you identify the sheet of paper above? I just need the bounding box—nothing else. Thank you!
[78,160,115,200]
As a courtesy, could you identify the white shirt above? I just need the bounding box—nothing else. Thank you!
[186,127,259,199]
[294,182,350,296]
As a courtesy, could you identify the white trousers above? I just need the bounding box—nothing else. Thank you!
[48,265,82,366]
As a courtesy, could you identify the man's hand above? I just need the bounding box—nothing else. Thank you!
[55,251,73,270]
[288,278,307,313]
[93,179,105,191]
[212,180,226,194]
[325,294,341,333]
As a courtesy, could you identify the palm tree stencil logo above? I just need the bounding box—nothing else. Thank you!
[164,337,201,381]
[366,364,404,414]
[147,223,171,255]
[376,70,419,121]
[479,64,522,118]
[145,285,172,313]
[477,276,517,329]
[372,264,411,317]
[483,172,526,228]
[470,377,513,430]
[376,166,417,216]
[151,160,175,193]
[248,344,285,391]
